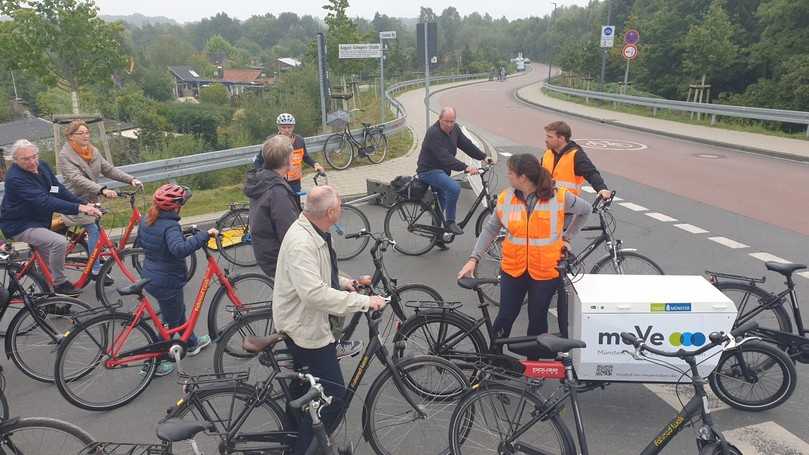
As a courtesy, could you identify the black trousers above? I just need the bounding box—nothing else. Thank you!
[493,271,567,342]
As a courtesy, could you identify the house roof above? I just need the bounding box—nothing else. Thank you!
[222,69,264,83]
[277,57,302,67]
[168,66,208,82]
[0,117,54,148]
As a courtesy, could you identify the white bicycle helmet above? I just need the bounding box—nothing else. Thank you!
[276,113,296,125]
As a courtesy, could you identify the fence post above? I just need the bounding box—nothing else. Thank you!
[710,114,717,126]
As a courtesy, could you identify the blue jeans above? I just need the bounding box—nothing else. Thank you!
[144,285,198,347]
[494,272,566,344]
[83,223,102,274]
[417,169,460,223]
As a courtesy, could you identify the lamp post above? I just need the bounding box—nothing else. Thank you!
[547,2,558,82]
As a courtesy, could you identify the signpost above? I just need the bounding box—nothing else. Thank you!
[379,31,397,123]
[600,25,615,48]
[621,30,640,94]
[338,43,382,59]
[417,22,437,130]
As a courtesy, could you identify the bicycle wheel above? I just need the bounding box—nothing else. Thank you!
[709,339,796,412]
[213,310,275,381]
[714,282,792,333]
[394,310,488,374]
[55,312,159,411]
[6,296,93,383]
[95,248,145,312]
[384,199,439,256]
[207,272,273,339]
[332,204,371,261]
[387,284,444,337]
[701,442,743,455]
[590,250,664,275]
[365,131,388,164]
[364,355,469,455]
[167,384,290,455]
[448,382,575,455]
[324,133,354,170]
[0,264,48,335]
[126,247,197,283]
[0,417,95,454]
[473,236,503,306]
[215,207,257,268]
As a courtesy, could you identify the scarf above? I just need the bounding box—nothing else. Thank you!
[69,141,94,162]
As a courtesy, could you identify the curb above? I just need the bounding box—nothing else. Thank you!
[513,82,809,164]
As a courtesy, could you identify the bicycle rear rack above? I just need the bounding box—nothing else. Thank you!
[404,300,462,311]
[705,270,766,284]
[80,442,168,455]
[177,369,250,386]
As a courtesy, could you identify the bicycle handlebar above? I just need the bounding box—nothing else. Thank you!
[620,321,759,359]
[345,229,396,246]
[592,190,617,213]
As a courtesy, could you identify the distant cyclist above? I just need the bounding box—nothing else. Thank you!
[254,113,325,196]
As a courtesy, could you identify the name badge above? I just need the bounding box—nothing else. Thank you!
[50,186,59,193]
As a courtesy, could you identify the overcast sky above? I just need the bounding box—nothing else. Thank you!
[93,0,590,23]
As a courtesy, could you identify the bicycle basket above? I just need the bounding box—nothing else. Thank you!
[390,175,429,201]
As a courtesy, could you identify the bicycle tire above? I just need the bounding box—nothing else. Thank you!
[384,199,439,256]
[700,442,743,455]
[472,236,503,306]
[55,312,159,411]
[126,245,198,280]
[365,131,388,164]
[363,355,469,455]
[393,310,488,372]
[213,309,275,381]
[207,272,274,339]
[590,250,664,275]
[0,390,7,421]
[474,207,493,237]
[448,382,576,455]
[324,133,354,170]
[215,207,258,268]
[0,417,95,454]
[95,248,144,311]
[709,339,796,412]
[332,204,371,261]
[0,264,49,335]
[714,282,792,333]
[5,296,93,383]
[167,383,290,455]
[387,283,444,334]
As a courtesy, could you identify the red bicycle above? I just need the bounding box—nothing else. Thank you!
[54,228,272,411]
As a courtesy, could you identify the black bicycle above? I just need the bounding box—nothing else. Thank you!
[447,323,761,455]
[384,164,496,256]
[322,121,388,170]
[170,304,469,455]
[704,261,804,411]
[212,229,443,377]
[473,191,664,306]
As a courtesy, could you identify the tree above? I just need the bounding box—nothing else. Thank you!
[205,34,236,63]
[0,0,127,114]
[200,84,229,106]
[681,0,738,92]
[419,7,437,23]
[141,68,175,101]
[322,0,368,77]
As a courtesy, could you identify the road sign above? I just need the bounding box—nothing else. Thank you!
[379,31,397,40]
[600,25,615,48]
[338,43,382,59]
[622,44,638,60]
[624,29,640,45]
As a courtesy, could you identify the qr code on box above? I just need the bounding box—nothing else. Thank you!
[595,364,613,377]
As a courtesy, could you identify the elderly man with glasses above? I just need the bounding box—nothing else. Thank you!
[0,139,102,295]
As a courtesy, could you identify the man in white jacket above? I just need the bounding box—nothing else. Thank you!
[273,185,385,454]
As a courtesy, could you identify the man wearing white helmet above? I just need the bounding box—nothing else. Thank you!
[254,113,325,195]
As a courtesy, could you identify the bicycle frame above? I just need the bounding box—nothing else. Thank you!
[416,168,495,236]
[0,271,63,344]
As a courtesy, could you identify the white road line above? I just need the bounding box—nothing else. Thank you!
[724,422,809,455]
[674,223,709,234]
[582,186,596,194]
[708,236,749,249]
[643,384,730,413]
[619,202,648,212]
[611,196,623,201]
[798,271,809,281]
[645,212,678,222]
[749,252,791,263]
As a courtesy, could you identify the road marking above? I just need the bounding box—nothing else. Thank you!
[674,223,709,234]
[724,422,809,455]
[611,196,623,201]
[749,252,791,263]
[708,236,749,249]
[643,384,730,413]
[578,139,648,151]
[645,212,678,222]
[582,186,596,194]
[619,202,648,212]
[798,271,809,281]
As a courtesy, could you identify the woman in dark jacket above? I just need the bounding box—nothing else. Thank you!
[138,184,218,376]
[244,135,300,280]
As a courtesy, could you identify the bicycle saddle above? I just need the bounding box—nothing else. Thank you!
[242,333,288,354]
[361,122,371,127]
[535,334,586,354]
[457,277,500,290]
[156,419,215,442]
[116,278,152,297]
[765,261,807,277]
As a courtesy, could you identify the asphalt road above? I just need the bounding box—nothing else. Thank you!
[2,66,808,454]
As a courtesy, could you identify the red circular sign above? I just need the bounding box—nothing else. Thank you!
[624,29,640,45]
[622,44,638,60]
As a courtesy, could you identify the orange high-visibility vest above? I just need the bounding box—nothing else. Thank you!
[287,146,306,181]
[496,187,566,280]
[542,148,584,196]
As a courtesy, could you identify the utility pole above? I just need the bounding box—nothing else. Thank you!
[599,0,612,87]
[547,2,558,82]
[424,23,431,130]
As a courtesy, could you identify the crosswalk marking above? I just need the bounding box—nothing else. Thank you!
[674,223,709,234]
[619,202,648,212]
[798,271,809,281]
[724,422,809,455]
[582,186,596,194]
[645,212,678,222]
[708,236,749,249]
[749,252,791,263]
[643,384,730,413]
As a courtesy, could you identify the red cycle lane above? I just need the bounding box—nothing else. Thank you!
[436,69,809,236]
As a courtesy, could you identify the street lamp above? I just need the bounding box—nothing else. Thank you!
[547,2,558,83]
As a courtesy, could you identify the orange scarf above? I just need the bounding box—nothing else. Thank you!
[69,141,94,162]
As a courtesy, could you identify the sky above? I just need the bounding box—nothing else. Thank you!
[93,0,590,23]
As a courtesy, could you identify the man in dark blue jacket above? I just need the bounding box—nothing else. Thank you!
[0,140,102,295]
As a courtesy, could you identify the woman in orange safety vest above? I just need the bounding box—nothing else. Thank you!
[458,153,590,342]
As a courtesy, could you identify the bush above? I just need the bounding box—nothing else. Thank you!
[200,84,230,106]
[159,103,232,147]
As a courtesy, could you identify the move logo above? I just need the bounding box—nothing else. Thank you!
[598,325,707,347]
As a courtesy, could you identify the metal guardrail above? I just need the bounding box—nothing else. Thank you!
[543,83,809,136]
[0,72,488,200]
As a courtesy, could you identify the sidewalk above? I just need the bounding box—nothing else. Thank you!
[515,80,809,162]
